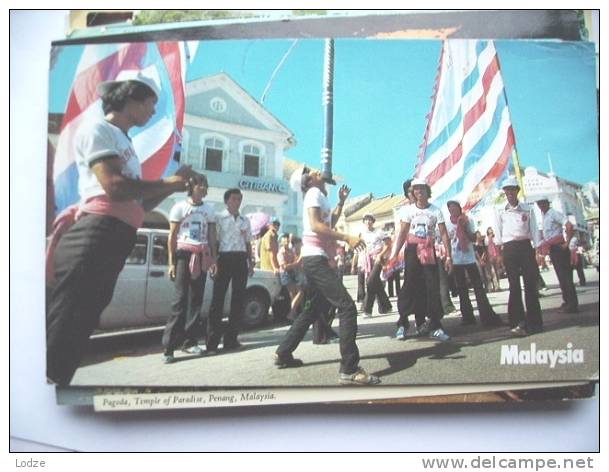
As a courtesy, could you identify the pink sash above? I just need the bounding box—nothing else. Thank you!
[450,214,470,252]
[45,196,144,283]
[487,236,499,259]
[177,241,214,279]
[538,234,565,256]
[303,234,336,262]
[381,251,404,282]
[407,234,436,265]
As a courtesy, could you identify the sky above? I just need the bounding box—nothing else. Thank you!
[49,38,599,203]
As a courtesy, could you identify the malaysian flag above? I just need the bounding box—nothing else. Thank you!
[50,41,197,215]
[416,40,517,211]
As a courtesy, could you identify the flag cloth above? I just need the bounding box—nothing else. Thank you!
[416,40,516,212]
[50,41,188,215]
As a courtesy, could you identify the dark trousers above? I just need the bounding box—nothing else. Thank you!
[438,259,456,314]
[387,270,401,297]
[549,245,578,309]
[356,269,366,302]
[396,244,443,330]
[575,253,587,286]
[162,251,207,354]
[453,263,497,322]
[503,240,542,331]
[46,214,136,386]
[362,261,392,315]
[207,252,248,349]
[276,256,360,374]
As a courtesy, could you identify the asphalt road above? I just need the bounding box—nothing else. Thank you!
[72,268,599,388]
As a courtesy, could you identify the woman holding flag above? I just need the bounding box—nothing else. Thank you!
[46,70,198,386]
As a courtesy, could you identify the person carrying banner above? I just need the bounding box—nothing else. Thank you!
[445,201,504,327]
[536,197,578,313]
[274,167,380,385]
[46,70,198,386]
[390,178,453,342]
[162,174,217,364]
[495,177,542,336]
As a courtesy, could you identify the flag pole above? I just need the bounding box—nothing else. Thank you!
[321,38,336,184]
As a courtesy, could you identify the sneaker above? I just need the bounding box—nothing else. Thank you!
[510,326,528,337]
[395,326,406,340]
[363,312,373,319]
[339,367,381,386]
[182,345,204,356]
[162,354,175,364]
[429,328,451,342]
[274,353,304,369]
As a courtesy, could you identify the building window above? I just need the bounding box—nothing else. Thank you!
[202,136,226,172]
[242,144,262,177]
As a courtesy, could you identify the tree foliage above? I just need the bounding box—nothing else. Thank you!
[133,10,255,25]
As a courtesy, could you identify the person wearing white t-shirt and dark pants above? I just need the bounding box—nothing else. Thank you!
[162,175,217,363]
[445,201,504,327]
[274,167,380,385]
[390,178,453,342]
[46,71,198,386]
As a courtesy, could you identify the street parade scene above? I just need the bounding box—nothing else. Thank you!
[44,33,599,390]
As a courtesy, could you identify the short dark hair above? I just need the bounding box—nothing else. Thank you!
[403,179,413,197]
[187,174,207,197]
[280,233,290,240]
[101,80,157,114]
[224,188,242,203]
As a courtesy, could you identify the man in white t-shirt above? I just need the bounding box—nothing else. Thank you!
[445,201,503,327]
[359,214,392,318]
[161,174,217,363]
[274,167,380,385]
[390,178,452,342]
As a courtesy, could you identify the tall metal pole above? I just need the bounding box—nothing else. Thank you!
[321,38,336,184]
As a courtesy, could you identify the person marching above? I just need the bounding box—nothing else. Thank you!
[46,70,198,385]
[206,188,254,353]
[536,197,579,313]
[162,174,217,364]
[445,201,504,327]
[391,178,453,342]
[274,167,380,385]
[360,214,393,318]
[495,177,542,336]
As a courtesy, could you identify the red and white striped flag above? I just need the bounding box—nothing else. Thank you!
[416,40,516,211]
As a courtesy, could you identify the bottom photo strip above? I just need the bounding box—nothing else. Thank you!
[57,382,597,412]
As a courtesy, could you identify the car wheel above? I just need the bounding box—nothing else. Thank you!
[242,288,270,329]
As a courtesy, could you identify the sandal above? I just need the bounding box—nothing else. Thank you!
[339,367,381,385]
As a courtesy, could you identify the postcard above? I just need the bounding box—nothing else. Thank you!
[45,17,599,401]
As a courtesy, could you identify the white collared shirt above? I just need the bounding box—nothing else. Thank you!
[215,209,252,253]
[495,201,539,246]
[541,208,566,242]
